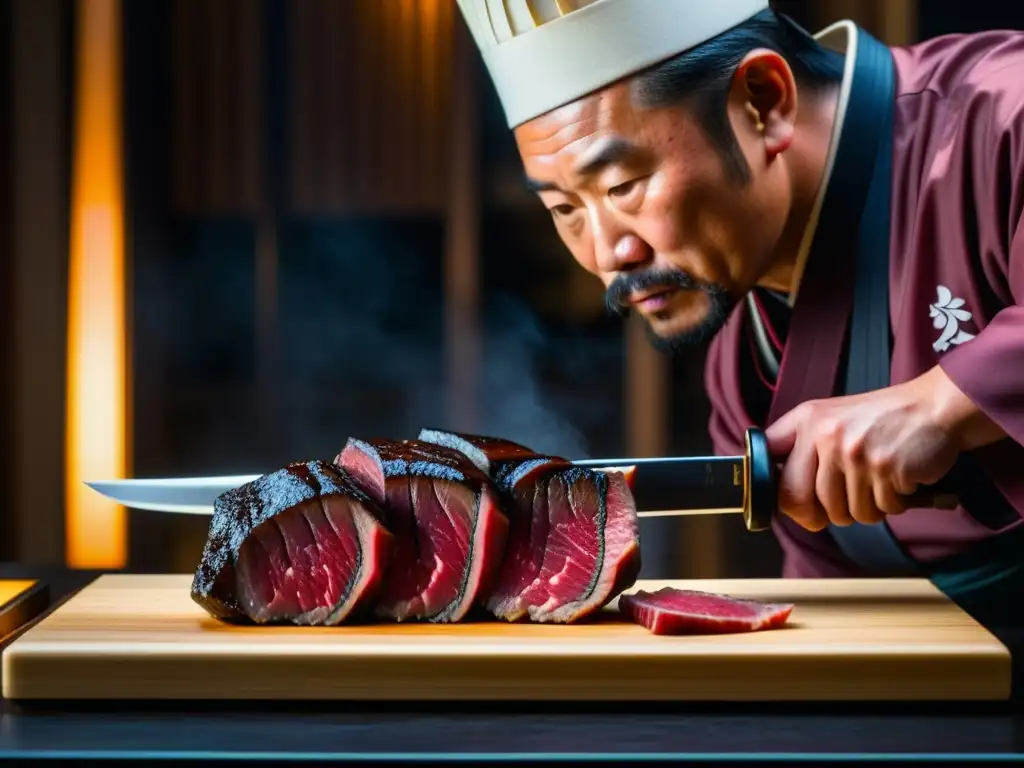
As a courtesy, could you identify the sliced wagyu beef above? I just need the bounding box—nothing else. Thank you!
[619,588,794,635]
[335,438,509,623]
[417,429,641,624]
[190,460,393,625]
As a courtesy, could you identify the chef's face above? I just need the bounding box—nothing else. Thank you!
[514,52,798,351]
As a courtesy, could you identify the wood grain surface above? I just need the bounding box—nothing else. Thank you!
[1,574,1010,701]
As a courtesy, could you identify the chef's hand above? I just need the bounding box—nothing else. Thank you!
[763,365,1006,531]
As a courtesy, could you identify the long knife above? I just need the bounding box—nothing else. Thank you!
[85,428,959,532]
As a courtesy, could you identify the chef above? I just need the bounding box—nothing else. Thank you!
[456,0,1024,668]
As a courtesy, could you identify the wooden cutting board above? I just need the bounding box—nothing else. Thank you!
[0,580,49,643]
[1,574,1010,701]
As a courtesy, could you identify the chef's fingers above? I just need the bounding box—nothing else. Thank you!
[890,472,919,497]
[817,461,854,527]
[846,464,885,525]
[873,478,909,517]
[778,432,829,532]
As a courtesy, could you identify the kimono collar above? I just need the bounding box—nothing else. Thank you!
[788,21,860,305]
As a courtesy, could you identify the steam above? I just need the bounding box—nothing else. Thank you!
[135,220,620,473]
[477,292,604,459]
[266,220,618,465]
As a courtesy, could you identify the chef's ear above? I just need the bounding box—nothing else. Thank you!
[731,48,797,158]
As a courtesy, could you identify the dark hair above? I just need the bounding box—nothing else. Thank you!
[630,9,845,184]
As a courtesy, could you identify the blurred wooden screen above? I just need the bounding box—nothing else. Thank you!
[168,0,454,218]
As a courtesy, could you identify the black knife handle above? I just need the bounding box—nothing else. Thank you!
[743,428,962,532]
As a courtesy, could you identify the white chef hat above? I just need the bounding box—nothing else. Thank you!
[457,0,772,128]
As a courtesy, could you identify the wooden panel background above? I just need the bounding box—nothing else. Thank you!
[288,0,454,216]
[10,0,70,566]
[807,0,918,44]
[0,0,12,561]
[169,0,264,216]
[444,13,480,430]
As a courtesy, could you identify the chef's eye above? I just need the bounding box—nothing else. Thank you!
[608,178,646,210]
[551,204,577,217]
[609,179,637,197]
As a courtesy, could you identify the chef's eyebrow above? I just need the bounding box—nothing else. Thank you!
[573,138,636,179]
[524,138,639,195]
[525,176,562,193]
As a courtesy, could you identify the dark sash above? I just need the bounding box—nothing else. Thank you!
[824,29,918,575]
[764,26,919,575]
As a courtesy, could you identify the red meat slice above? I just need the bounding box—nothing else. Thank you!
[191,460,393,625]
[417,429,641,624]
[335,438,509,623]
[619,587,794,635]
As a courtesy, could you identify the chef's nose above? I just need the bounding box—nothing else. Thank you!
[593,221,650,274]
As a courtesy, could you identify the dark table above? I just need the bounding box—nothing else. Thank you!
[2,564,1024,765]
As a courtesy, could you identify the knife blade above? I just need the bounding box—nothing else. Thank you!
[84,463,755,521]
[85,428,959,531]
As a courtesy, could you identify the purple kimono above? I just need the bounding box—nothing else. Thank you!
[705,26,1024,579]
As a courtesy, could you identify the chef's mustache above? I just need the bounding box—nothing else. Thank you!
[604,267,715,316]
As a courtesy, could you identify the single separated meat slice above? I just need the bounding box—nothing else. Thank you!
[335,438,509,623]
[619,588,794,635]
[417,429,641,624]
[190,460,393,625]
